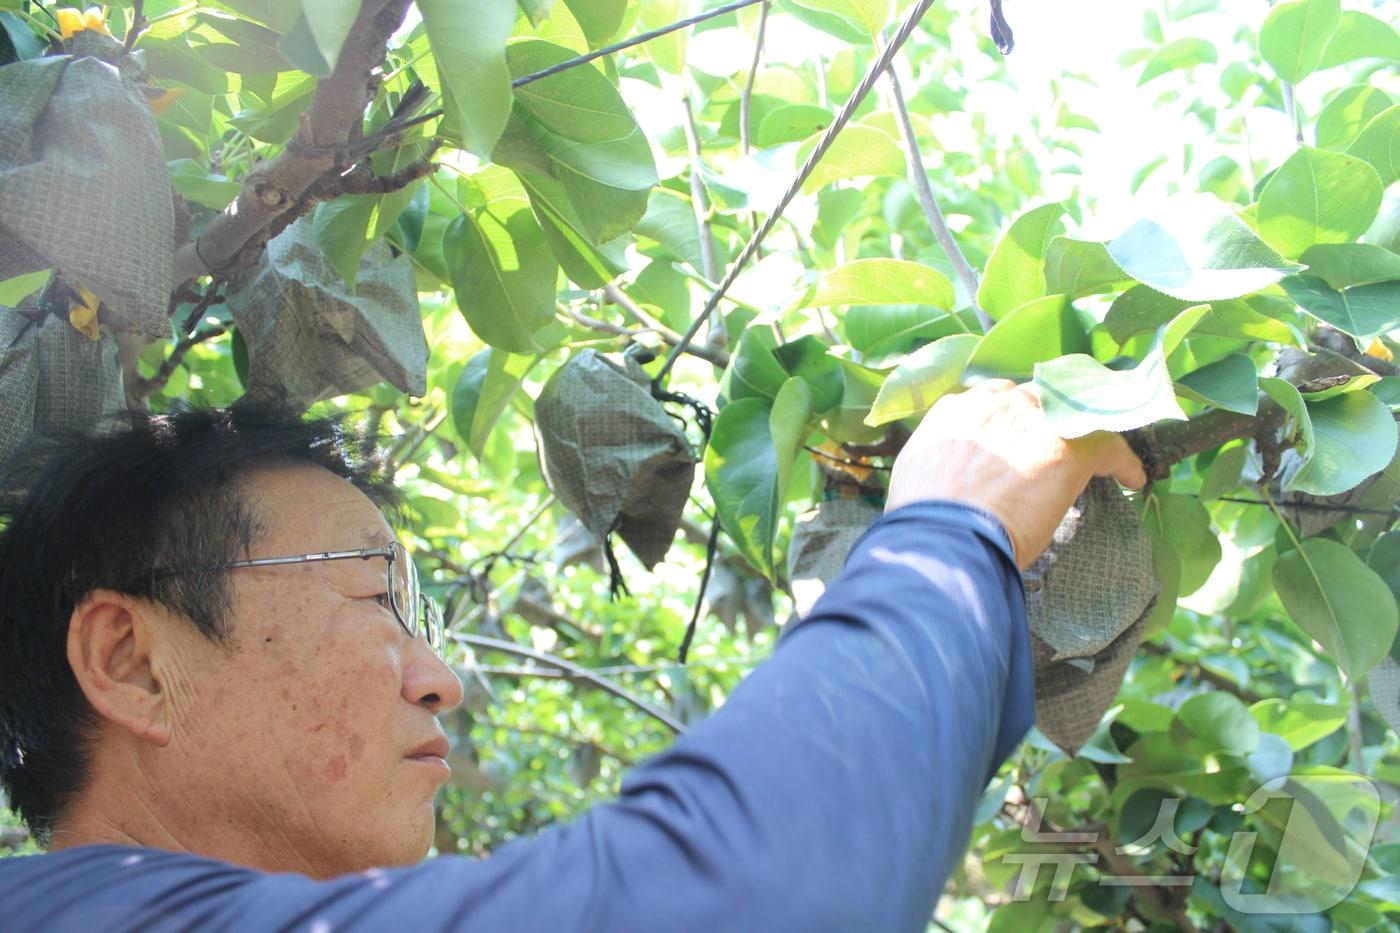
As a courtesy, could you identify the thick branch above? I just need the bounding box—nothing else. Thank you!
[171,0,412,283]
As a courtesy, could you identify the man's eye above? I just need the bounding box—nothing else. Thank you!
[366,593,393,610]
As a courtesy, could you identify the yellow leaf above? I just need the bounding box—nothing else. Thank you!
[57,7,112,39]
[55,9,84,38]
[68,285,102,341]
[81,8,111,36]
[146,87,185,116]
[1366,337,1394,362]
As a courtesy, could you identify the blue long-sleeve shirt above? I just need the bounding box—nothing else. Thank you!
[0,501,1035,932]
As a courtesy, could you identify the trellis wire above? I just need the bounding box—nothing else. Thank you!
[652,0,942,387]
[512,0,766,88]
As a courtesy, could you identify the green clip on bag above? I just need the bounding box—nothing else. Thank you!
[0,39,174,340]
[225,217,429,410]
[534,349,697,571]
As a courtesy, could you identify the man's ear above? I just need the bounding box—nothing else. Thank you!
[66,591,174,747]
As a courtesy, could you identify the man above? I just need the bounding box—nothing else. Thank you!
[0,381,1144,931]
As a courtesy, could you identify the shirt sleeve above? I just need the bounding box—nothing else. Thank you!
[7,501,1035,933]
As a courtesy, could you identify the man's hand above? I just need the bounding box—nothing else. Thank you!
[885,380,1147,569]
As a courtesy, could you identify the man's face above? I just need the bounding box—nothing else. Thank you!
[156,464,463,877]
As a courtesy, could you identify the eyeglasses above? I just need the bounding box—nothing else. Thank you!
[153,541,446,655]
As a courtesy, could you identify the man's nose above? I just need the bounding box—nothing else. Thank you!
[403,640,464,714]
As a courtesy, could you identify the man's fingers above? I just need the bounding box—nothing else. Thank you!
[1079,432,1148,489]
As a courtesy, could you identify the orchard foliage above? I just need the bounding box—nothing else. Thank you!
[5,0,1400,928]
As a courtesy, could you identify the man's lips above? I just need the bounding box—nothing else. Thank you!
[406,735,451,770]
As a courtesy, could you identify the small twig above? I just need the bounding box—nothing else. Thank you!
[179,279,227,336]
[455,633,686,733]
[122,0,147,53]
[483,497,555,575]
[1345,674,1366,773]
[1141,642,1265,705]
[884,67,991,332]
[804,444,893,471]
[566,302,731,369]
[680,97,720,284]
[738,0,770,155]
[1216,495,1397,518]
[130,325,226,404]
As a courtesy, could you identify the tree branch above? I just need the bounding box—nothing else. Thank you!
[129,325,227,406]
[884,67,991,332]
[171,0,414,284]
[567,292,731,369]
[455,633,686,733]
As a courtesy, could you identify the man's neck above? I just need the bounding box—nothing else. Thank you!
[46,753,324,877]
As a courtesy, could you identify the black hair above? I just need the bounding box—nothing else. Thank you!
[0,406,394,844]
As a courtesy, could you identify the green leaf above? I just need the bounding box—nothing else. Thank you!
[280,0,358,76]
[866,333,981,427]
[637,0,687,73]
[1035,305,1209,438]
[419,0,514,157]
[1176,354,1258,415]
[516,0,554,26]
[771,377,815,502]
[1107,197,1302,300]
[313,195,377,289]
[772,336,844,415]
[1175,692,1260,756]
[1317,11,1400,71]
[1273,538,1399,678]
[1259,0,1341,84]
[1348,105,1400,187]
[1042,237,1128,299]
[966,295,1091,380]
[507,40,636,143]
[797,123,904,193]
[977,203,1065,321]
[451,347,538,456]
[0,11,45,61]
[633,187,714,273]
[842,305,966,357]
[809,258,955,310]
[1257,147,1382,258]
[1315,86,1392,151]
[1137,37,1217,85]
[1105,286,1297,345]
[756,104,833,147]
[786,0,890,41]
[444,170,559,352]
[1282,274,1400,339]
[722,328,790,403]
[1144,490,1221,596]
[522,172,628,288]
[1200,444,1247,501]
[0,269,50,306]
[1300,243,1400,290]
[1291,389,1398,496]
[705,397,789,578]
[560,0,625,47]
[527,118,657,243]
[1250,695,1348,750]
